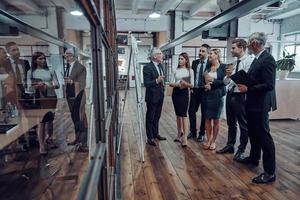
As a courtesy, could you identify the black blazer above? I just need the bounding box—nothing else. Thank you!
[205,63,226,97]
[247,51,277,112]
[191,59,210,87]
[143,61,164,103]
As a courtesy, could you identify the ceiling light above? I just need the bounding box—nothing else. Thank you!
[136,34,142,43]
[70,10,83,16]
[149,11,161,19]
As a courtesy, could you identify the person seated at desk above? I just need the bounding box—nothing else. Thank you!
[27,52,60,155]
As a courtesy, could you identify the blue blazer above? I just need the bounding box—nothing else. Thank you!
[205,63,226,98]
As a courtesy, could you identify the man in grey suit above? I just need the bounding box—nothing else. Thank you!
[64,49,88,152]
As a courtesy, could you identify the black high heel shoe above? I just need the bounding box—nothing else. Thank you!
[174,132,183,142]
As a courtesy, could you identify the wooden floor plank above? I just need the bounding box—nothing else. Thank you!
[121,89,300,200]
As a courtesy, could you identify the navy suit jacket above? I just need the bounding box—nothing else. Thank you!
[205,63,226,97]
[191,59,210,87]
[246,50,277,112]
[143,61,164,103]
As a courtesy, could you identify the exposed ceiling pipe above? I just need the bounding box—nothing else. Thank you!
[160,0,279,51]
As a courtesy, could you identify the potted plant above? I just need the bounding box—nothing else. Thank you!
[276,51,296,80]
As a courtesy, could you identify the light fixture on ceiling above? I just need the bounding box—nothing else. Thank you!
[70,10,83,16]
[149,1,161,19]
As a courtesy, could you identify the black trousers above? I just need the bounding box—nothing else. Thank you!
[247,110,276,174]
[225,93,248,152]
[145,97,164,140]
[188,88,205,136]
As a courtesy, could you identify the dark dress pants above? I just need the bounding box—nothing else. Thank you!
[146,96,164,140]
[188,88,205,135]
[247,110,276,174]
[225,93,248,152]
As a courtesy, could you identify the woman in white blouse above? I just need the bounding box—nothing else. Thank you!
[28,52,60,155]
[169,52,194,147]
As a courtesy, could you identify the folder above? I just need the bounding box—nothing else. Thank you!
[181,76,191,83]
[230,70,255,86]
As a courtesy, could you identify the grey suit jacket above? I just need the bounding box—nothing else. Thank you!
[69,60,86,92]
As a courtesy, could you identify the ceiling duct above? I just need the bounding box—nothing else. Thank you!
[0,22,19,36]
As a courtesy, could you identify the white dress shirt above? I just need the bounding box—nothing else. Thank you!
[224,54,254,93]
[152,61,163,76]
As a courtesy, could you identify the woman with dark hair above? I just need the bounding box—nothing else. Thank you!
[202,49,226,150]
[169,52,194,147]
[27,51,60,155]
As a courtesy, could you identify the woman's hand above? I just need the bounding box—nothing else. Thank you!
[169,83,177,87]
[179,80,190,89]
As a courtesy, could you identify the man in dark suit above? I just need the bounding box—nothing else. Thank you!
[238,32,277,184]
[2,42,31,106]
[143,47,166,146]
[188,44,211,142]
[217,39,253,161]
[64,48,88,152]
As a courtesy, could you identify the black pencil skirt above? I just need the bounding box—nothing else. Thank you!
[172,88,189,117]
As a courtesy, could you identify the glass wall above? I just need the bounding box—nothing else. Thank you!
[0,0,113,198]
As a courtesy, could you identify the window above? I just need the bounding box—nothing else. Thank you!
[282,32,300,72]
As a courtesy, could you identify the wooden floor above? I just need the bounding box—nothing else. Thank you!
[0,99,88,200]
[121,89,300,200]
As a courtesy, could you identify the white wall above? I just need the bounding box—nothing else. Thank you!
[238,14,281,59]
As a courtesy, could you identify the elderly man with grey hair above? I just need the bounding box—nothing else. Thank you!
[237,32,277,184]
[143,47,166,146]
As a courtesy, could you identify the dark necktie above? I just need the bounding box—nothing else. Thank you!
[15,61,22,83]
[235,59,241,73]
[198,61,204,87]
[65,63,71,77]
[158,64,163,76]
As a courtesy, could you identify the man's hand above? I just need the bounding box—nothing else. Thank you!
[238,84,248,93]
[64,77,73,84]
[226,67,234,77]
[156,75,165,84]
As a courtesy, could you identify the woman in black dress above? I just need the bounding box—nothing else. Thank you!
[203,49,226,150]
[169,53,194,147]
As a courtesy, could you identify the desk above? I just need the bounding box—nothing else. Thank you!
[270,79,300,119]
[0,109,53,149]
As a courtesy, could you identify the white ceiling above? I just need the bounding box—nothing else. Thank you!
[115,0,220,18]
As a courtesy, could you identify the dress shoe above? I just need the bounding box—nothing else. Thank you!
[252,172,276,184]
[197,135,205,142]
[147,139,156,146]
[216,145,234,154]
[173,138,181,142]
[233,151,245,161]
[236,156,259,166]
[67,140,78,146]
[155,135,166,140]
[187,132,196,139]
[181,144,187,148]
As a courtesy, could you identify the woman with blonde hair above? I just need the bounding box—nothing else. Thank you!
[202,49,226,150]
[169,52,194,147]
